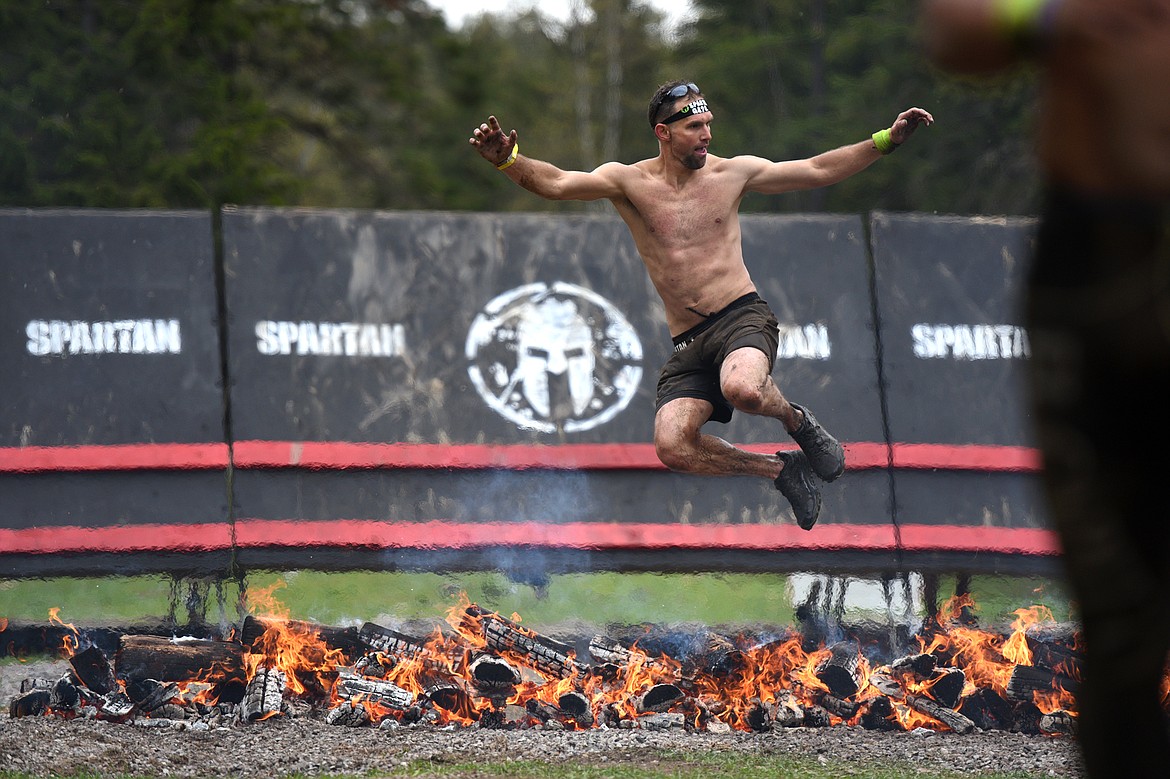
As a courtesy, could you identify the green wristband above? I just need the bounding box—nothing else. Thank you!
[872,129,898,155]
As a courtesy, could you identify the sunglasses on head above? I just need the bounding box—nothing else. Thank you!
[655,83,699,116]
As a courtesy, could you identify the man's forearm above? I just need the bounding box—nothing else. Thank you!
[807,140,884,187]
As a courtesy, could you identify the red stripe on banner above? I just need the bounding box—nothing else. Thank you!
[890,443,1041,472]
[0,523,234,555]
[0,441,1040,473]
[0,520,1060,557]
[897,524,1062,556]
[230,441,1035,472]
[231,518,898,552]
[0,443,230,473]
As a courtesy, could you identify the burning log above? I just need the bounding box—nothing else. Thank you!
[923,667,966,709]
[333,670,415,711]
[1005,664,1079,703]
[325,701,371,727]
[588,635,667,672]
[815,641,863,698]
[124,678,180,714]
[357,622,429,659]
[817,692,860,721]
[241,616,362,659]
[1024,628,1082,679]
[9,688,51,718]
[958,686,1014,730]
[636,683,685,714]
[890,652,937,678]
[116,635,245,688]
[69,645,116,694]
[557,690,594,727]
[468,653,521,703]
[241,666,286,721]
[684,632,747,678]
[772,689,806,727]
[859,696,900,731]
[1040,709,1077,735]
[478,613,585,679]
[98,690,135,720]
[905,693,975,734]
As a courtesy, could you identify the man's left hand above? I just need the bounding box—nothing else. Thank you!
[891,107,935,144]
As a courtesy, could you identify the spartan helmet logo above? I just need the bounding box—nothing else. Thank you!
[466,282,643,433]
[515,298,595,418]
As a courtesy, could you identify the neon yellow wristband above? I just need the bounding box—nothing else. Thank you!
[496,144,519,170]
[872,129,898,155]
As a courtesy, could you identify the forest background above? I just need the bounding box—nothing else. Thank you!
[0,0,1038,216]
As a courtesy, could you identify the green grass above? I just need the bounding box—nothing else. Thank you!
[1,570,1075,633]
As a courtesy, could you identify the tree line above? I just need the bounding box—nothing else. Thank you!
[0,0,1040,216]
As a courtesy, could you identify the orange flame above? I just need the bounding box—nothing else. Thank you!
[48,607,80,657]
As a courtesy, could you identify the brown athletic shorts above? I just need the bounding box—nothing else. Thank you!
[654,292,779,424]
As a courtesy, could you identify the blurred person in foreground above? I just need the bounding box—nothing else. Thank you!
[921,1,1170,775]
[469,84,931,531]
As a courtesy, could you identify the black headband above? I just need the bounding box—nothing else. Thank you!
[661,98,709,125]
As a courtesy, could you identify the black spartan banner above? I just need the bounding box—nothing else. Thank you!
[0,209,230,577]
[0,208,1057,578]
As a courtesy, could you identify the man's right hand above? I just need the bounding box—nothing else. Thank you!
[469,116,518,167]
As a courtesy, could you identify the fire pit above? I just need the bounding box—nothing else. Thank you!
[8,592,1084,737]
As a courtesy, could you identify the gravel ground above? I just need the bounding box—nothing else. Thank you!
[0,659,1087,778]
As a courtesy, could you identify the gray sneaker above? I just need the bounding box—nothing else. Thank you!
[775,450,822,530]
[789,403,845,482]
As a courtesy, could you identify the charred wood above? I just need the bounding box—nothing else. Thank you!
[859,696,900,731]
[773,689,806,727]
[468,653,521,691]
[98,690,135,720]
[1006,664,1079,703]
[357,622,429,659]
[890,653,937,679]
[745,699,775,732]
[241,616,361,659]
[115,635,245,688]
[684,632,746,678]
[558,690,594,727]
[815,641,862,698]
[124,678,180,713]
[636,683,685,714]
[9,688,50,718]
[818,692,860,720]
[867,670,903,698]
[1009,700,1044,734]
[69,645,116,694]
[958,686,1014,731]
[924,667,966,709]
[638,712,686,731]
[481,616,585,679]
[241,666,286,721]
[334,670,414,711]
[1040,709,1077,735]
[905,694,975,734]
[325,701,371,727]
[802,703,833,727]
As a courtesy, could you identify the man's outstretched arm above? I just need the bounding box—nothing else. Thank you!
[470,115,623,201]
[744,107,934,195]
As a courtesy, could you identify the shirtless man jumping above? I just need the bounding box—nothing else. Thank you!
[470,82,932,529]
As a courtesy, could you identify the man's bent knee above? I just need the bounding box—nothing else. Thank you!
[655,432,696,472]
[721,377,767,414]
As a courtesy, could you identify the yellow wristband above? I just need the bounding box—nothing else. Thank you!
[496,144,519,170]
[872,129,898,155]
